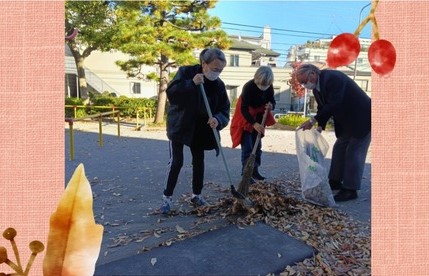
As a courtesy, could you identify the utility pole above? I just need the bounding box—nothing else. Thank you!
[353,2,371,80]
[303,88,308,116]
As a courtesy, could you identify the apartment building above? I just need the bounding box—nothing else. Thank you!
[287,36,372,96]
[65,29,371,115]
[65,26,295,113]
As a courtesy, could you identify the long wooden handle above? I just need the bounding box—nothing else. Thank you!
[198,84,234,187]
[251,106,270,155]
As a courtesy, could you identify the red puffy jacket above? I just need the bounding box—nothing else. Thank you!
[230,96,276,148]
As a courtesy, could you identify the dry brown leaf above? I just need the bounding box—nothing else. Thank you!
[203,181,371,275]
[175,225,187,234]
[43,164,104,276]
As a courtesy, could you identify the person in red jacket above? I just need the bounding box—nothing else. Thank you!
[160,48,230,214]
[297,63,371,202]
[230,66,276,182]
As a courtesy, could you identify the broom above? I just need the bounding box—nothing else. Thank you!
[198,84,253,206]
[237,106,270,196]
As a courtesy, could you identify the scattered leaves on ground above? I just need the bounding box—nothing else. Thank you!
[107,178,370,275]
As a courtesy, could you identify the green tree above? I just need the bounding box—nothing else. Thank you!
[113,0,230,123]
[65,0,118,98]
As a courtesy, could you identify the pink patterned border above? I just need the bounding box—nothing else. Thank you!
[0,1,64,274]
[1,1,428,275]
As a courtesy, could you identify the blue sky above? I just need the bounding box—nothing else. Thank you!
[209,1,372,65]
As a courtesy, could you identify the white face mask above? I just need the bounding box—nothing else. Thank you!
[205,69,220,81]
[302,81,316,90]
[257,85,270,91]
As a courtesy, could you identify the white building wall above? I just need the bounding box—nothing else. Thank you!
[79,49,293,109]
[84,50,159,98]
[66,46,295,111]
[224,50,253,67]
[220,65,292,112]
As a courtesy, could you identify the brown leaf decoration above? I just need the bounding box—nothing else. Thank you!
[43,164,104,276]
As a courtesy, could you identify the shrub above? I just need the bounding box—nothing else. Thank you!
[277,114,334,130]
[65,97,86,118]
[277,114,308,128]
[88,95,116,114]
[114,97,157,118]
[86,94,157,119]
[65,94,158,121]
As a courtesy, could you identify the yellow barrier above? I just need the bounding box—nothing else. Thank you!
[65,118,74,160]
[65,111,120,161]
[135,107,153,130]
[65,105,153,130]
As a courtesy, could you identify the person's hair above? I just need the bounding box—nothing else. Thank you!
[254,66,274,86]
[295,63,321,77]
[199,48,227,65]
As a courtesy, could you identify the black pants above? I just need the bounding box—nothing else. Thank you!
[163,140,205,197]
[328,131,371,190]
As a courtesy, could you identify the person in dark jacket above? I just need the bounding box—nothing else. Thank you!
[230,66,276,181]
[160,48,229,214]
[297,63,371,202]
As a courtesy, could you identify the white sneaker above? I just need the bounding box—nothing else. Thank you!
[160,195,172,214]
[191,195,208,207]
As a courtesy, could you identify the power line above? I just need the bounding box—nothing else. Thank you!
[222,22,335,37]
[272,42,300,46]
[223,27,324,40]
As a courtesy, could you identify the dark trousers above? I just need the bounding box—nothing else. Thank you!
[163,140,205,197]
[328,132,371,190]
[240,130,262,170]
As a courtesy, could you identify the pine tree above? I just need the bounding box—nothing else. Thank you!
[113,0,230,123]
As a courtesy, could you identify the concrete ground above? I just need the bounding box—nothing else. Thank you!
[65,120,371,273]
[94,222,316,276]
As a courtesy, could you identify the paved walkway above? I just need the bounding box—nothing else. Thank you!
[65,121,371,271]
[95,222,315,275]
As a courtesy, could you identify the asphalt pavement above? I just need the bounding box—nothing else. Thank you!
[64,120,371,274]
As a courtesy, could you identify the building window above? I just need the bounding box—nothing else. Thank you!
[230,54,239,67]
[131,82,141,94]
[314,55,321,61]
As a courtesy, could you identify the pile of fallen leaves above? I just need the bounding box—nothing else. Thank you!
[108,178,370,275]
[194,180,371,275]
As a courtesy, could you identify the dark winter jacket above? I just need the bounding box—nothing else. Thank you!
[230,80,276,148]
[240,79,276,125]
[166,64,230,153]
[313,69,371,139]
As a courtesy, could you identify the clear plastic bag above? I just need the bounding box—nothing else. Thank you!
[295,129,336,207]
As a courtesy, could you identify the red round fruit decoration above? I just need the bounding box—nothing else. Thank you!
[326,0,396,76]
[368,39,396,76]
[326,33,360,68]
